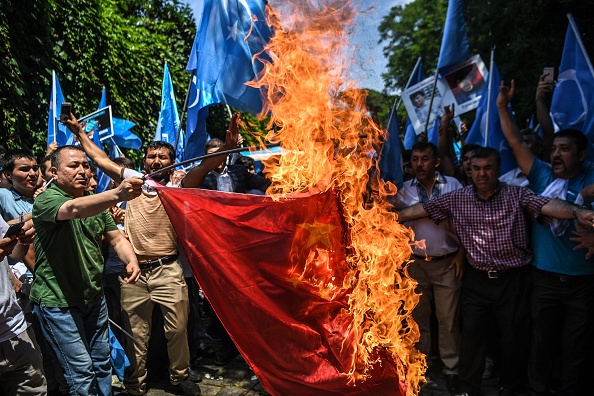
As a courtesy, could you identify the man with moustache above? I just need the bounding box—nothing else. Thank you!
[63,114,239,396]
[498,80,594,396]
[390,142,464,393]
[0,150,39,222]
[396,147,594,396]
[30,145,143,396]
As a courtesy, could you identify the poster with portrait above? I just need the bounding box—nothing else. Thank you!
[442,55,489,116]
[403,76,454,135]
[78,106,114,141]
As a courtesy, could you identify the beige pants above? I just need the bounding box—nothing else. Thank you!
[407,255,461,374]
[120,260,190,395]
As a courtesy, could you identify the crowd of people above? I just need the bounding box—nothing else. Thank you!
[1,71,593,396]
[392,74,594,396]
[0,113,270,396]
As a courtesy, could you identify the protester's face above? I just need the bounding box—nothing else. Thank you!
[413,94,425,108]
[550,136,585,179]
[206,147,225,172]
[86,169,98,192]
[521,134,541,157]
[42,159,53,182]
[461,150,476,178]
[144,147,173,182]
[403,161,414,181]
[52,149,89,196]
[471,155,500,194]
[411,148,439,183]
[7,157,39,197]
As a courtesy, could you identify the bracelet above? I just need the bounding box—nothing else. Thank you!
[573,206,588,218]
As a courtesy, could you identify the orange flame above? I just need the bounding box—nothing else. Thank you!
[250,1,425,393]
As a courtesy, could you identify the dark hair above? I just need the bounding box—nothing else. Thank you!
[3,149,36,172]
[113,157,134,169]
[411,142,439,158]
[237,155,255,168]
[409,90,426,101]
[40,155,52,176]
[50,145,86,169]
[461,143,481,158]
[554,129,588,153]
[402,149,412,163]
[470,147,501,168]
[0,153,7,172]
[146,141,175,162]
[520,128,542,152]
[204,138,225,152]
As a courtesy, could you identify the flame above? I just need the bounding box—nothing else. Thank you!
[250,1,425,393]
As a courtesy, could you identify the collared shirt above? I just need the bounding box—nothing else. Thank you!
[0,187,34,221]
[423,183,549,271]
[499,167,529,187]
[391,173,462,257]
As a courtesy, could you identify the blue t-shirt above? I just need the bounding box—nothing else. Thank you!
[528,158,594,275]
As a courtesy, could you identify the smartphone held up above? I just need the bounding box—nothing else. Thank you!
[60,102,72,123]
[543,67,554,82]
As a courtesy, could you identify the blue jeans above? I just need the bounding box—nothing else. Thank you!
[33,296,111,396]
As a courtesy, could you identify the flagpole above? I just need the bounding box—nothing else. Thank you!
[174,69,195,152]
[485,47,495,147]
[144,143,280,179]
[568,14,594,81]
[380,57,422,161]
[52,70,57,144]
[423,73,440,134]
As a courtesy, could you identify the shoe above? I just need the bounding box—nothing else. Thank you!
[171,379,201,396]
[214,344,239,365]
[498,388,517,396]
[188,368,202,382]
[446,374,459,393]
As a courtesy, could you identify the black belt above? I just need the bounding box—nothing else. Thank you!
[138,254,178,270]
[535,268,594,283]
[472,265,528,279]
[413,250,458,261]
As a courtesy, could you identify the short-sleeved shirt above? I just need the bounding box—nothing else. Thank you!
[391,173,462,256]
[0,187,34,221]
[30,184,117,307]
[423,184,549,271]
[527,158,594,275]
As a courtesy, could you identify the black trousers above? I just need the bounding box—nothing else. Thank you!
[528,268,594,396]
[458,266,531,395]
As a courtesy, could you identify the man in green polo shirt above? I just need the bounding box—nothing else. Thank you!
[30,145,143,396]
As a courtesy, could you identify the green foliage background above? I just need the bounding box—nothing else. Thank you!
[379,0,594,128]
[0,0,201,162]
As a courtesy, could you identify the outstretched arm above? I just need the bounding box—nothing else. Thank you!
[437,104,457,177]
[396,202,429,223]
[181,113,240,188]
[497,80,535,175]
[541,199,594,229]
[62,114,123,182]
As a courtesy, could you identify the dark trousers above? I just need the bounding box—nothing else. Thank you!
[458,266,530,395]
[528,268,594,396]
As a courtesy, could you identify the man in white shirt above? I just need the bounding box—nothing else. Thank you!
[390,142,465,393]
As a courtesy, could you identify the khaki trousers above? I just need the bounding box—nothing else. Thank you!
[0,326,47,395]
[407,255,461,374]
[120,260,189,395]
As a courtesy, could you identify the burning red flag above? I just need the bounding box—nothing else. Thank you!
[156,186,403,395]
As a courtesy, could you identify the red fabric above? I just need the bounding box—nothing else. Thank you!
[156,187,402,395]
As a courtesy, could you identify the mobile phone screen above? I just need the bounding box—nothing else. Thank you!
[60,102,72,122]
[543,68,554,82]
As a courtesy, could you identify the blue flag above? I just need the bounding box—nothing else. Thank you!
[47,70,73,147]
[379,109,404,189]
[437,0,471,72]
[112,118,142,150]
[184,0,274,159]
[92,87,111,193]
[551,15,594,154]
[154,64,181,147]
[465,63,516,174]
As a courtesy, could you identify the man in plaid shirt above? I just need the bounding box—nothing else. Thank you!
[396,147,594,396]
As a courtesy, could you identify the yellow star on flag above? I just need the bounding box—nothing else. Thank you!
[297,218,337,249]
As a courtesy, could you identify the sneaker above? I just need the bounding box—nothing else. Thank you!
[171,379,201,396]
